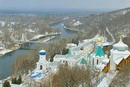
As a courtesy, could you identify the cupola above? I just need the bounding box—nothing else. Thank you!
[113,37,128,51]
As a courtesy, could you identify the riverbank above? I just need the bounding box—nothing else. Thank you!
[0,49,13,56]
[0,44,20,56]
[31,32,61,41]
[0,33,60,56]
[0,21,76,80]
[36,35,56,43]
[63,24,83,32]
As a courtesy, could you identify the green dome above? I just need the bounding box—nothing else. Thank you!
[80,58,87,64]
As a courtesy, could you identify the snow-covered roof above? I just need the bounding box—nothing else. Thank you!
[49,61,59,67]
[111,49,130,54]
[54,54,81,60]
[71,41,92,52]
[96,64,106,70]
[102,58,109,64]
[113,39,128,51]
[66,43,77,48]
[113,57,123,65]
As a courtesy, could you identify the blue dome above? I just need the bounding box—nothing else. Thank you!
[39,50,46,55]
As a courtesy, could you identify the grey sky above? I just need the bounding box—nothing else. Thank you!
[0,0,130,10]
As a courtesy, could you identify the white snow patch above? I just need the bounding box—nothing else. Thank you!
[0,21,5,27]
[0,49,12,55]
[97,71,118,87]
[31,35,45,40]
[73,21,82,26]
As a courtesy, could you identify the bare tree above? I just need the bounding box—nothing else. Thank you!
[110,63,130,87]
[40,64,96,87]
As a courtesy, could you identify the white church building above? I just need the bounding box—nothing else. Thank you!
[28,35,130,80]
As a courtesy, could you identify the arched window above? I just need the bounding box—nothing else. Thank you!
[65,61,68,65]
[40,65,42,70]
[97,59,99,65]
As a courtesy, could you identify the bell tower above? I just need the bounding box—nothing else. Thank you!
[36,50,48,71]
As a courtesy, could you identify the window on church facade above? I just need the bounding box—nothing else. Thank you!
[40,65,42,70]
[97,59,99,64]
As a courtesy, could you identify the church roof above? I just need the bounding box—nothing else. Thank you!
[67,49,71,54]
[39,50,46,55]
[113,39,128,51]
[54,54,80,60]
[114,57,123,65]
[95,46,105,57]
[80,58,87,64]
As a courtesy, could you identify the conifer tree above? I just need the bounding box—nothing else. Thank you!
[17,75,22,84]
[12,77,17,84]
[3,80,11,87]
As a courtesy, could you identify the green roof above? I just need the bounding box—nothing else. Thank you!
[67,49,71,55]
[80,58,87,64]
[95,46,105,57]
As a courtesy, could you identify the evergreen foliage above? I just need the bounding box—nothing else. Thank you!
[17,75,22,84]
[50,53,56,62]
[62,48,69,55]
[12,77,17,84]
[3,80,11,87]
[11,75,22,85]
[72,38,79,45]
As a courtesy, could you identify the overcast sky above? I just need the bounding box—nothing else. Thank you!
[0,0,130,11]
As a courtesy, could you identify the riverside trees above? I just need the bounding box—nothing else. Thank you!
[12,50,39,75]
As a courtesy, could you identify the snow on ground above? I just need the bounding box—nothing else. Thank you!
[97,71,118,87]
[0,49,12,55]
[127,81,130,87]
[63,17,69,20]
[11,22,15,25]
[0,21,5,27]
[31,32,60,40]
[31,35,45,40]
[0,82,25,87]
[43,36,56,42]
[73,21,82,26]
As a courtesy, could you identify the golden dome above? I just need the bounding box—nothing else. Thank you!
[82,53,85,56]
[88,48,91,52]
[97,38,102,42]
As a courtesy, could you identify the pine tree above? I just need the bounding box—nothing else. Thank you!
[3,80,11,87]
[12,77,17,84]
[62,48,69,55]
[11,78,14,84]
[17,75,22,84]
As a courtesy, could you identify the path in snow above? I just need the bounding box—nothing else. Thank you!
[106,27,116,45]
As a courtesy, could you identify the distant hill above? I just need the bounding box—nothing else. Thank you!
[64,7,130,43]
